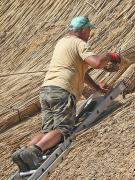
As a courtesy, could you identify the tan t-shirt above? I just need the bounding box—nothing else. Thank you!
[42,36,95,100]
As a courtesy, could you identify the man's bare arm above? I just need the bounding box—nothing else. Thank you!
[84,55,109,69]
[84,73,100,91]
[84,53,125,69]
[84,72,112,94]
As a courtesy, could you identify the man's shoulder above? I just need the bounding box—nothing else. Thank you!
[58,35,85,44]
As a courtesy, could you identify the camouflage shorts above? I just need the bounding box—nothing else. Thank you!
[39,86,76,136]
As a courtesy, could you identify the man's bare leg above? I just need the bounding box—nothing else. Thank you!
[28,133,45,146]
[36,129,63,151]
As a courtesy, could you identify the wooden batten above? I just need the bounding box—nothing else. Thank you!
[0,97,41,133]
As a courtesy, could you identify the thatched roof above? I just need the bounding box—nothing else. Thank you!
[0,0,135,179]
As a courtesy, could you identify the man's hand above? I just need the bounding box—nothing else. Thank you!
[98,80,113,94]
[104,61,120,72]
[104,52,121,72]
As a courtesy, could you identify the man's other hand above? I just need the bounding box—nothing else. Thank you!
[98,80,113,94]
